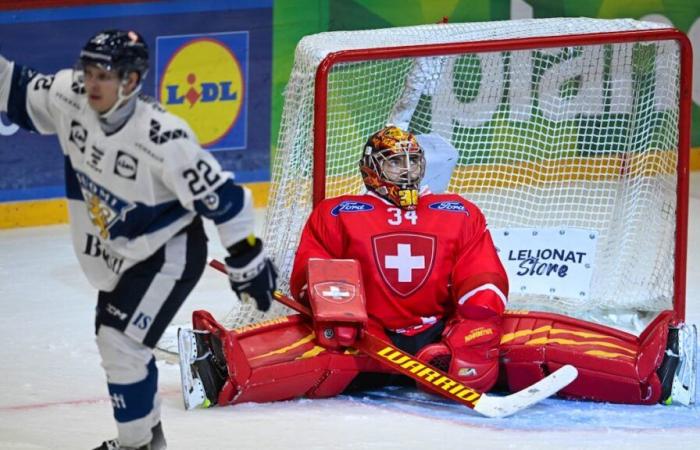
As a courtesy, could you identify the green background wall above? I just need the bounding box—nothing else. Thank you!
[271,0,700,151]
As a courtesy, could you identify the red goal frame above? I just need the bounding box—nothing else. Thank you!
[311,29,693,322]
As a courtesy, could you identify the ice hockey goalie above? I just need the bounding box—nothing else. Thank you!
[179,125,696,410]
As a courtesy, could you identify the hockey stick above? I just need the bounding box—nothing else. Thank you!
[208,259,577,418]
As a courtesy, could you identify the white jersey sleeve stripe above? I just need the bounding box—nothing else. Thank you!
[457,283,508,310]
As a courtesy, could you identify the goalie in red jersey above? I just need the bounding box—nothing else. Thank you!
[179,126,696,410]
[177,125,509,408]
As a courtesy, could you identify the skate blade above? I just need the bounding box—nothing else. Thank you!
[177,328,211,410]
[670,323,697,406]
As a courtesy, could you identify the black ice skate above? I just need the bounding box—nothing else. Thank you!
[177,328,227,410]
[93,421,165,450]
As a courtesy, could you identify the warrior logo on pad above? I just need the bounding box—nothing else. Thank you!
[372,233,436,297]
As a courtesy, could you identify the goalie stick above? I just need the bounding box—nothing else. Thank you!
[208,259,578,418]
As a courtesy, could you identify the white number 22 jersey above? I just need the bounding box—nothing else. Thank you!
[0,62,255,291]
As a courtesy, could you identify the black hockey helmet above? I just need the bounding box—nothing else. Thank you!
[78,29,149,81]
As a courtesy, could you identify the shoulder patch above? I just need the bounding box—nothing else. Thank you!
[330,200,374,216]
[149,119,188,145]
[428,200,469,215]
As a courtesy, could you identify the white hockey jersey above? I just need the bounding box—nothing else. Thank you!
[0,60,255,291]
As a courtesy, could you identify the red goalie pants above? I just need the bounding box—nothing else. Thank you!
[192,309,672,406]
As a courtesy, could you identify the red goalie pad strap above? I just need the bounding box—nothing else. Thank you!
[191,310,386,406]
[499,310,672,404]
[307,258,368,348]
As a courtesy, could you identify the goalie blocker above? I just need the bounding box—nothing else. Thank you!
[179,258,695,408]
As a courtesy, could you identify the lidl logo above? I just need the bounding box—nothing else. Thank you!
[156,32,248,151]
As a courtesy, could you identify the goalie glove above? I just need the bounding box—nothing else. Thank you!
[225,236,277,311]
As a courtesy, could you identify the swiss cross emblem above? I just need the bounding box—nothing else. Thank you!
[313,282,356,304]
[372,233,436,297]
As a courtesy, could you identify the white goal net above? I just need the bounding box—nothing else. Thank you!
[223,18,691,332]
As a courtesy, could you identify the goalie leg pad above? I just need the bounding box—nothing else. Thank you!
[499,311,673,404]
[187,311,380,406]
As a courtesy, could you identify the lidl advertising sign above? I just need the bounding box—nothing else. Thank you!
[157,32,249,151]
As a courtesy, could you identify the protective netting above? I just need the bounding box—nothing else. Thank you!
[223,18,684,330]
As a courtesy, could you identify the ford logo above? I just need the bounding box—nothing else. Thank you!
[331,201,374,216]
[429,201,468,214]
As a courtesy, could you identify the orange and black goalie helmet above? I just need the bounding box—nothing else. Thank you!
[359,125,426,210]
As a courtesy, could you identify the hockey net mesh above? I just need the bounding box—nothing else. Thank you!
[223,18,683,329]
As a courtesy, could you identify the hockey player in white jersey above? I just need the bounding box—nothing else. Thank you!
[0,30,277,449]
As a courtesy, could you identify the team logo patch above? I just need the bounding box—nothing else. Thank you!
[313,282,356,304]
[330,201,374,216]
[429,201,469,214]
[157,32,249,150]
[372,232,436,297]
[114,151,138,180]
[75,170,135,239]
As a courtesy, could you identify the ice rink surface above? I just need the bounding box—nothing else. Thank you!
[1,175,699,450]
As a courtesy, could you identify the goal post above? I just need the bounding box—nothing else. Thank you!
[228,18,693,333]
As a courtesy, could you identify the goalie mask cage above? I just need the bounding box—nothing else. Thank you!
[224,18,692,332]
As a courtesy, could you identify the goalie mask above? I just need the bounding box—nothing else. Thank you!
[360,126,426,210]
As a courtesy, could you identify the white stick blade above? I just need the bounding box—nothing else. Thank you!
[474,364,578,418]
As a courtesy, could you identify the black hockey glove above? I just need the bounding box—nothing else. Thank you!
[224,236,277,312]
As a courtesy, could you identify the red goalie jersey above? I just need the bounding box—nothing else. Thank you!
[290,191,509,332]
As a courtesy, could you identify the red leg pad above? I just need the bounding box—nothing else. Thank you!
[191,311,385,405]
[499,310,673,404]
